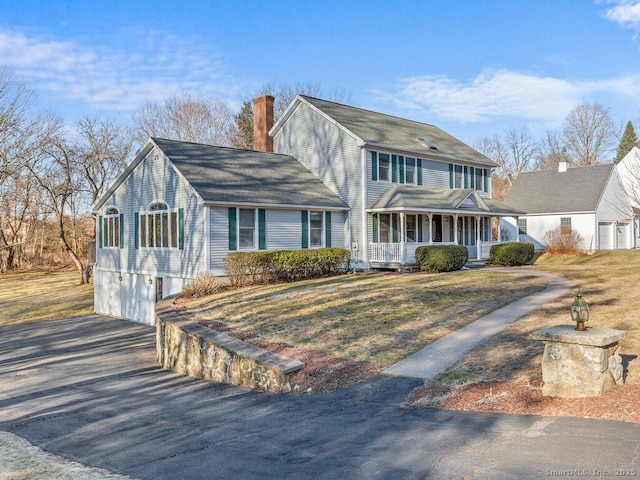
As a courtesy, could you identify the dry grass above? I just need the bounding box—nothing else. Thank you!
[185,270,547,369]
[434,251,640,386]
[0,271,94,326]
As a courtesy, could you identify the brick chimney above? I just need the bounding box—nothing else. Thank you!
[253,95,275,152]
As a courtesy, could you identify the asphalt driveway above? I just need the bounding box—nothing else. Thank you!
[1,315,639,479]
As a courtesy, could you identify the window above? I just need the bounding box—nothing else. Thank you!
[406,215,416,242]
[379,214,392,243]
[454,165,463,188]
[139,203,182,249]
[102,207,120,248]
[378,153,390,181]
[309,211,323,247]
[475,169,484,191]
[561,217,572,234]
[405,157,416,184]
[517,218,527,235]
[239,208,256,249]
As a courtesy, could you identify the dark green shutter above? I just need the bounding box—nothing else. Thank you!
[417,215,423,242]
[399,156,405,184]
[372,214,378,243]
[258,208,266,250]
[178,208,184,250]
[484,169,490,193]
[449,164,454,189]
[470,167,475,189]
[301,210,309,248]
[463,166,468,188]
[371,151,378,181]
[119,214,124,249]
[392,214,398,243]
[98,216,103,248]
[134,213,139,249]
[325,211,331,247]
[228,208,237,251]
[417,159,423,185]
[391,155,397,183]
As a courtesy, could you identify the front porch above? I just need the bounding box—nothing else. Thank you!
[368,240,501,269]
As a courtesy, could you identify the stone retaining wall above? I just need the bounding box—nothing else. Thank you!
[155,295,305,393]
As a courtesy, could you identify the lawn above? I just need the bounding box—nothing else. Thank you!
[185,269,548,368]
[0,271,94,326]
[436,251,640,385]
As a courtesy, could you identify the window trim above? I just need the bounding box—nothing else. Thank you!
[238,208,257,250]
[517,218,527,235]
[101,206,121,249]
[560,217,572,234]
[378,153,391,182]
[139,202,181,250]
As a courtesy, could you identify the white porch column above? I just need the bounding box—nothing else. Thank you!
[453,214,459,244]
[476,215,482,260]
[515,216,520,242]
[399,212,406,264]
[428,213,433,244]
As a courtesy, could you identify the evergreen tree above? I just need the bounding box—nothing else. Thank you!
[227,100,253,149]
[615,120,638,163]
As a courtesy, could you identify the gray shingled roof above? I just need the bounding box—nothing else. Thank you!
[298,96,496,167]
[503,164,614,214]
[153,138,348,209]
[368,184,524,215]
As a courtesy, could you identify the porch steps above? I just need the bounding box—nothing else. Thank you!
[464,259,488,269]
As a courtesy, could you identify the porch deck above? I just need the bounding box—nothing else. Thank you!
[368,241,499,269]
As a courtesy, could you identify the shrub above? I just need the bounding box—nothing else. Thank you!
[489,242,535,266]
[542,227,585,256]
[415,245,468,273]
[223,248,350,287]
[183,272,221,297]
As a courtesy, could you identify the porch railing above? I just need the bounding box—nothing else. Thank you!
[369,240,500,264]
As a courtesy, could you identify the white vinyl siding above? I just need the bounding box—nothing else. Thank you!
[273,101,359,252]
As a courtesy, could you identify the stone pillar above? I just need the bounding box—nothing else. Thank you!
[532,325,626,398]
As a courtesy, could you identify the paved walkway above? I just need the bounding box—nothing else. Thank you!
[384,269,574,378]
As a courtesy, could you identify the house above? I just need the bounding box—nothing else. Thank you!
[92,95,521,325]
[615,143,640,242]
[500,161,635,252]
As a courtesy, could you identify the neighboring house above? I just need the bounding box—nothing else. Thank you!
[92,95,521,324]
[500,161,635,252]
[616,143,640,242]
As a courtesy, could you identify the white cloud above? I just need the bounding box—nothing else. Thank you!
[601,0,640,29]
[0,29,242,114]
[371,69,640,126]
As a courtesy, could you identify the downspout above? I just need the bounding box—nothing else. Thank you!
[204,205,211,272]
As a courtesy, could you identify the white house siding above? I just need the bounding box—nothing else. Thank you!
[273,102,362,258]
[596,169,634,249]
[94,148,206,325]
[208,207,349,275]
[266,210,303,250]
[503,213,597,252]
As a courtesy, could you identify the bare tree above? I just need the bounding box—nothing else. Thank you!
[535,130,566,171]
[74,115,134,205]
[132,93,234,146]
[563,103,617,166]
[475,127,537,188]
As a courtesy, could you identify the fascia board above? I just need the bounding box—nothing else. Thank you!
[271,95,363,144]
[91,139,155,213]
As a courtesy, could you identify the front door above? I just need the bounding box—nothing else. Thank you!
[432,215,442,242]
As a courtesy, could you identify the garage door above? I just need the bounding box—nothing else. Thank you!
[598,222,613,250]
[617,223,630,249]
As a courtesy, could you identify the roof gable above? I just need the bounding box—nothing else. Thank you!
[273,95,496,167]
[504,164,614,214]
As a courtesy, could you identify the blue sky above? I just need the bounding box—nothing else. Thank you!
[1,0,640,146]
